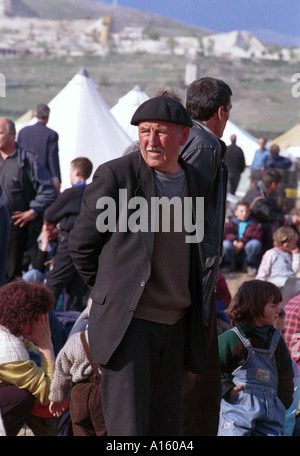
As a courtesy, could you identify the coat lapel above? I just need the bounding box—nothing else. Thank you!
[134,153,156,264]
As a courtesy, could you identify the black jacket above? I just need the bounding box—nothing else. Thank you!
[69,151,211,373]
[242,180,290,225]
[44,184,86,233]
[223,143,245,175]
[180,120,228,324]
[17,122,61,183]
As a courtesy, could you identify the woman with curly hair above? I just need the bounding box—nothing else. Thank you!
[0,280,55,435]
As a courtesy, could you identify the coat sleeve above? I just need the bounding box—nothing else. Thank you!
[27,155,58,214]
[47,131,61,183]
[255,249,277,281]
[68,164,119,289]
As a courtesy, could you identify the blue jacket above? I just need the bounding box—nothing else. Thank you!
[265,154,292,170]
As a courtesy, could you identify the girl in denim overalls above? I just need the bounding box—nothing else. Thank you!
[218,280,294,436]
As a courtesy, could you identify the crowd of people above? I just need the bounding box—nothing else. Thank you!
[0,77,300,438]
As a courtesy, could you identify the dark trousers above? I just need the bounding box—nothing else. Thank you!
[100,317,186,436]
[227,173,241,195]
[6,223,27,283]
[0,205,10,287]
[0,385,35,436]
[46,236,86,312]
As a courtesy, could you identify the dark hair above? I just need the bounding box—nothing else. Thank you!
[71,157,93,180]
[262,168,281,187]
[0,281,55,336]
[227,280,282,326]
[186,77,232,121]
[270,144,280,155]
[235,201,249,210]
[35,104,50,120]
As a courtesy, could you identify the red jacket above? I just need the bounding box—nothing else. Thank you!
[224,216,262,245]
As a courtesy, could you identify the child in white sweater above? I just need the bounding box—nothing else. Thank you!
[256,226,300,296]
[49,300,106,435]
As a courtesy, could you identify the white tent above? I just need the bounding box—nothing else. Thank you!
[270,124,300,160]
[222,120,258,166]
[110,85,149,141]
[17,68,133,190]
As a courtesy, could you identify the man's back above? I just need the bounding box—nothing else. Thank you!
[223,143,245,174]
[17,122,61,183]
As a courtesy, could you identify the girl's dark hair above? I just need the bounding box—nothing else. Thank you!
[227,280,282,326]
[0,280,55,336]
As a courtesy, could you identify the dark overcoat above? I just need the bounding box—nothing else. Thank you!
[69,150,211,373]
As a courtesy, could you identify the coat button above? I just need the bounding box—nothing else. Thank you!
[141,281,146,287]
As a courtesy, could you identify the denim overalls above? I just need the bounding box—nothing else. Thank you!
[218,327,286,436]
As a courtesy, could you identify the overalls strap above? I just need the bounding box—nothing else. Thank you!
[231,326,281,353]
[231,327,252,350]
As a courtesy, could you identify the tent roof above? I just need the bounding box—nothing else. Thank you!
[270,124,300,149]
[15,109,35,124]
[18,68,133,191]
[221,120,258,166]
[110,85,149,141]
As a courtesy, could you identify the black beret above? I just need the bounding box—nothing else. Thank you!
[131,95,193,128]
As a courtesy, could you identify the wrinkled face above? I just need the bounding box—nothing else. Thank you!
[138,120,189,173]
[234,205,250,222]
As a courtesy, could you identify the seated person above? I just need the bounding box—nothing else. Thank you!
[44,157,93,312]
[0,281,56,436]
[242,169,300,251]
[222,201,262,275]
[256,226,300,297]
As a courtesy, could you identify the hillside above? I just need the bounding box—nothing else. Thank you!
[0,52,298,140]
[7,0,209,36]
[0,0,298,140]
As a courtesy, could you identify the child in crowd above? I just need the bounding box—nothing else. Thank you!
[49,299,106,436]
[274,307,300,436]
[44,157,93,312]
[256,226,300,296]
[218,280,294,436]
[222,201,262,276]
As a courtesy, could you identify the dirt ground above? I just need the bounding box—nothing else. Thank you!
[222,270,249,298]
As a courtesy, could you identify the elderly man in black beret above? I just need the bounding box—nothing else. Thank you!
[69,95,211,436]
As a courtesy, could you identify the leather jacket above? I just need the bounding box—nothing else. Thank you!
[181,120,228,324]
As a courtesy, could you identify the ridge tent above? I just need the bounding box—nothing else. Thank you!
[47,68,132,190]
[110,85,149,141]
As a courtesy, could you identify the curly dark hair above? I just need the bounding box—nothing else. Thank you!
[0,281,55,336]
[227,279,282,326]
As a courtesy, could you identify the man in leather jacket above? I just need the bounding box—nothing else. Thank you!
[180,77,232,436]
